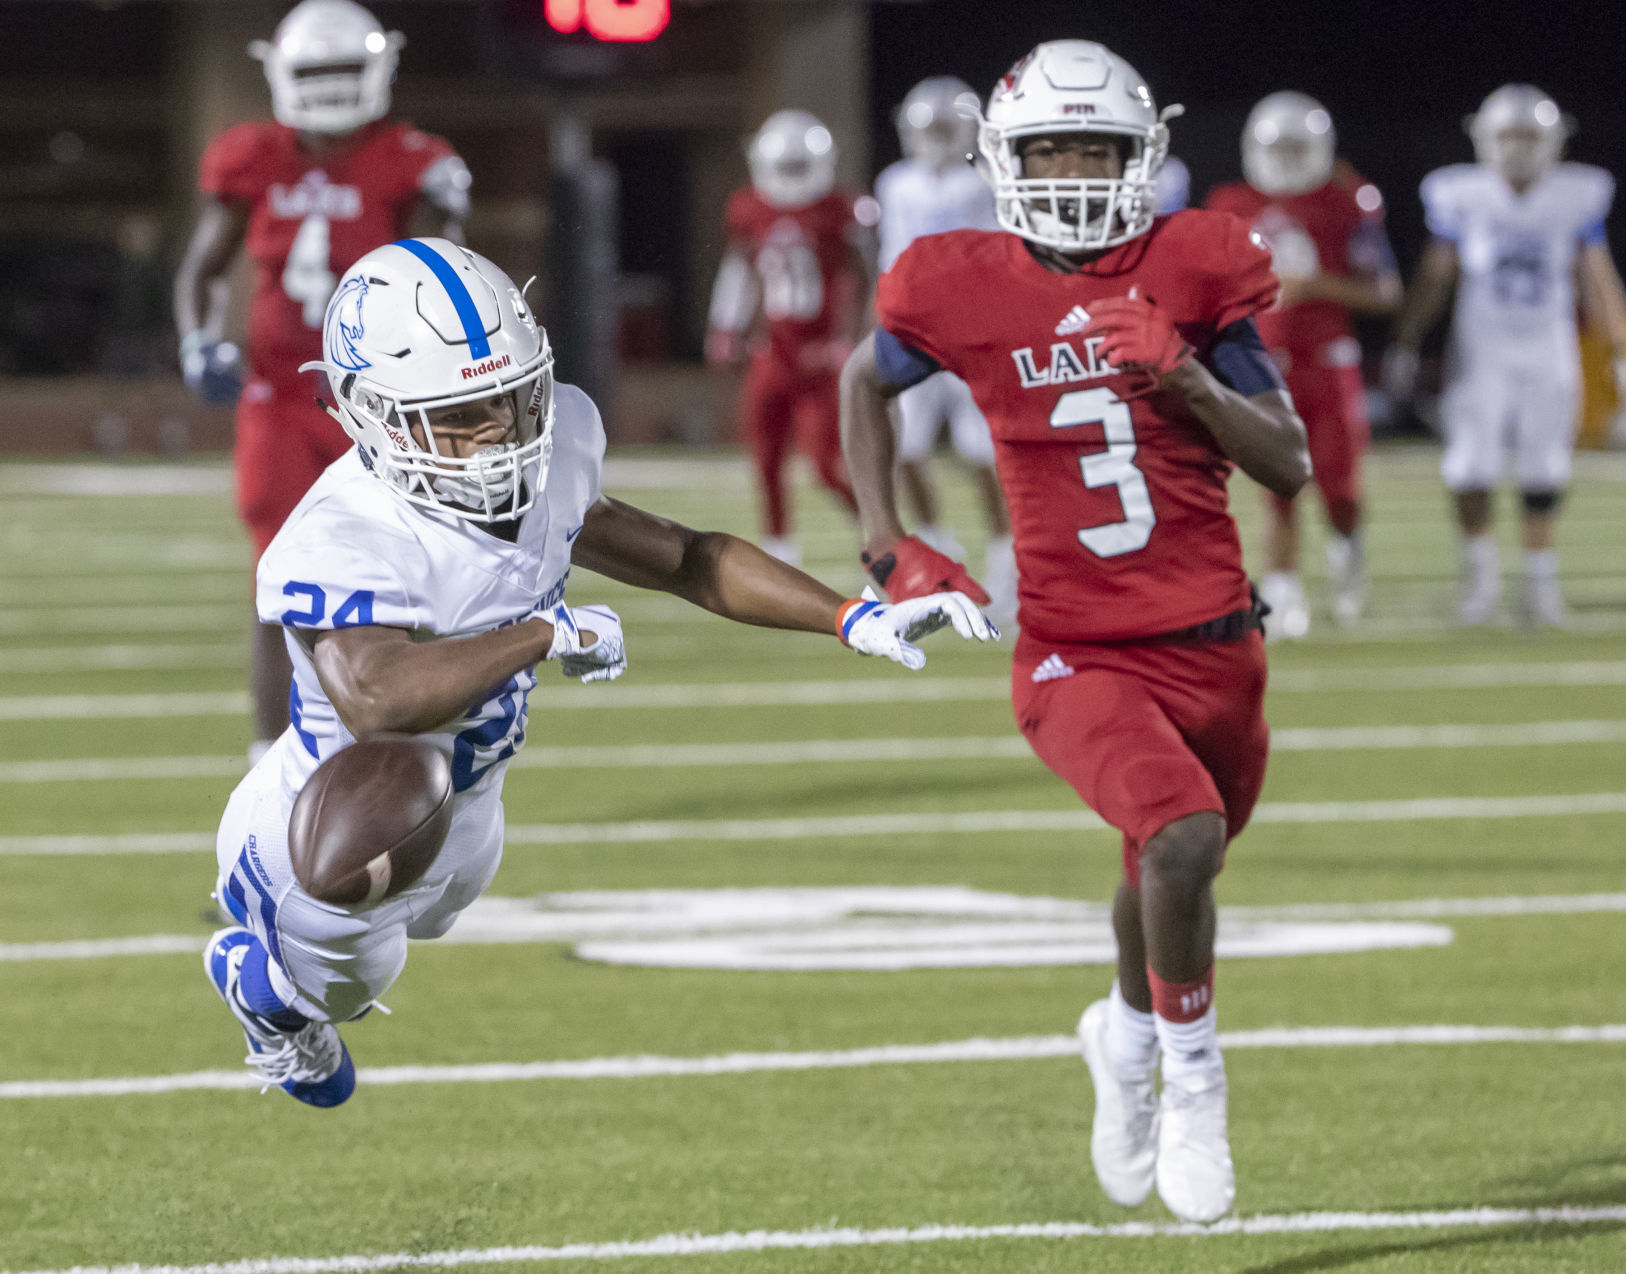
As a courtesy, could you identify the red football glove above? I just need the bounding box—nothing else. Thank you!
[861,535,991,605]
[1083,293,1193,394]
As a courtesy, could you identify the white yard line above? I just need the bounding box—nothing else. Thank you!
[7,1205,1626,1273]
[9,791,1626,857]
[12,892,1624,965]
[7,719,1626,784]
[3,1024,1625,1100]
[8,661,1626,719]
[0,644,241,674]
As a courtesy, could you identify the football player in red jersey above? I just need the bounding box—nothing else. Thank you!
[1207,93,1401,637]
[840,41,1309,1223]
[706,110,866,565]
[173,0,470,760]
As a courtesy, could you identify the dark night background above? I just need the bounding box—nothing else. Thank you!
[869,0,1626,271]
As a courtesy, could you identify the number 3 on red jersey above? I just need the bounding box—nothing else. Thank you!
[1051,387,1155,558]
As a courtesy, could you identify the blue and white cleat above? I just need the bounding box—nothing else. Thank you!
[204,926,355,1108]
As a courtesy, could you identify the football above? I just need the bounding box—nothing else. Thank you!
[288,735,454,908]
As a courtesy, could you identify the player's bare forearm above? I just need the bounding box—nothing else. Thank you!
[573,496,846,635]
[1391,239,1459,351]
[174,197,248,335]
[839,333,909,553]
[312,621,555,738]
[1578,243,1626,349]
[1163,364,1309,498]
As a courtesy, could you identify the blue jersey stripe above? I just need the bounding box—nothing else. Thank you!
[393,239,493,360]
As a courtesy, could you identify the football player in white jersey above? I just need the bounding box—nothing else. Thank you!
[874,77,1017,622]
[203,238,997,1107]
[1385,85,1626,625]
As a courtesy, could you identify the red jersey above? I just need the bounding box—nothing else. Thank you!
[725,188,862,365]
[200,119,460,384]
[878,212,1277,644]
[1204,170,1390,355]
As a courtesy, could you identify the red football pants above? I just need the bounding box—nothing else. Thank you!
[1011,633,1270,887]
[1268,361,1369,518]
[741,353,856,537]
[235,377,353,560]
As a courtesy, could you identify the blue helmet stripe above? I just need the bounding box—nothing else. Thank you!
[392,239,492,360]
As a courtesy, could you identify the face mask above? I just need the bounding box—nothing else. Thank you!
[429,443,520,511]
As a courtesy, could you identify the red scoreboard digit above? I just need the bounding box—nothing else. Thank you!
[544,0,670,42]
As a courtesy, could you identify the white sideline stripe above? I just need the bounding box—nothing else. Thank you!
[4,1024,1625,1099]
[10,792,1626,856]
[0,644,240,673]
[10,718,1626,784]
[10,660,1626,719]
[6,1209,1626,1274]
[14,891,1626,964]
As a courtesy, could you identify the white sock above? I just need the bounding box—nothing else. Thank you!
[1524,548,1558,583]
[1105,981,1158,1077]
[1156,1004,1223,1088]
[1462,534,1499,590]
[1326,531,1363,575]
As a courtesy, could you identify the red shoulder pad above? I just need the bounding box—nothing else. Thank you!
[1202,181,1256,219]
[391,124,456,170]
[1172,209,1279,331]
[724,187,762,243]
[874,232,964,369]
[198,120,280,204]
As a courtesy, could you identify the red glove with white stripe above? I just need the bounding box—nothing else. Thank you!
[1083,291,1193,394]
[861,535,990,605]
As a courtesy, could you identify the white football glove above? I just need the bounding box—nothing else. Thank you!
[839,586,999,670]
[545,603,627,683]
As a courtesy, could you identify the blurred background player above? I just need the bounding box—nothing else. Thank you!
[1207,92,1400,637]
[840,40,1308,1222]
[1385,85,1626,627]
[706,109,866,565]
[173,0,471,760]
[874,76,1014,620]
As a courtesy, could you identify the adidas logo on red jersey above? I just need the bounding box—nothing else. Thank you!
[1031,653,1074,683]
[1054,305,1091,335]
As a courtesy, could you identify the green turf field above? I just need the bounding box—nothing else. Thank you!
[3,445,1626,1272]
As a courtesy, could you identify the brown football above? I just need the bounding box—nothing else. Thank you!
[288,735,454,908]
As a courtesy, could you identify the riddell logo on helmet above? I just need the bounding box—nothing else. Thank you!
[462,353,513,380]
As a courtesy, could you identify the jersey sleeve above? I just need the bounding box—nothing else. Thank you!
[399,127,469,217]
[256,513,425,632]
[1201,182,1245,218]
[1420,167,1467,243]
[1207,212,1280,332]
[874,237,957,370]
[724,189,758,246]
[198,122,272,205]
[1568,165,1615,244]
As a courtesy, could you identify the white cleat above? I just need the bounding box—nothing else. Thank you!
[1156,1072,1235,1223]
[1458,586,1501,626]
[760,536,801,568]
[1077,1000,1158,1207]
[1324,536,1365,628]
[1523,576,1569,629]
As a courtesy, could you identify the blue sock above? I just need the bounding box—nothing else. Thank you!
[239,942,309,1031]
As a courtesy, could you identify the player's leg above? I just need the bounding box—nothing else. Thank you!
[795,370,859,519]
[1258,489,1308,640]
[208,765,370,1106]
[741,355,798,562]
[1512,366,1580,626]
[1439,368,1507,623]
[947,375,1017,622]
[894,378,955,553]
[1309,362,1371,627]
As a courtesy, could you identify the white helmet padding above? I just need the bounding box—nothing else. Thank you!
[978,40,1181,253]
[1243,92,1336,197]
[250,0,402,135]
[302,238,556,524]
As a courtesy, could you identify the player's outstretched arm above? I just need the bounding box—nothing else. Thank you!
[838,333,909,552]
[174,196,250,404]
[570,495,997,663]
[311,620,560,737]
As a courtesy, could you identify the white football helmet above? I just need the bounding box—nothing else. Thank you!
[1243,92,1335,196]
[1468,84,1569,187]
[302,239,556,524]
[250,0,403,135]
[896,76,979,169]
[748,110,837,209]
[978,40,1180,253]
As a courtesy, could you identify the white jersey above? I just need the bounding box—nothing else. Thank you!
[874,157,998,271]
[256,382,606,815]
[1421,162,1613,363]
